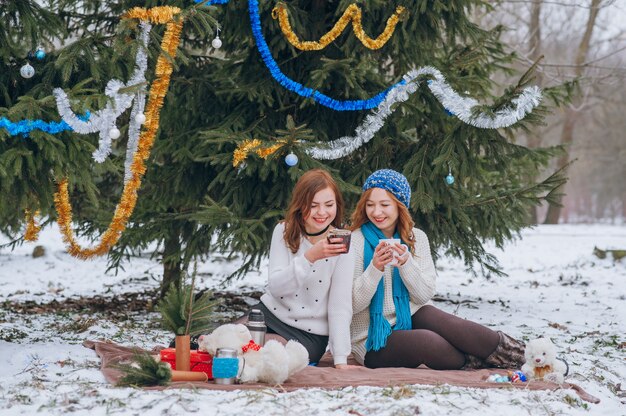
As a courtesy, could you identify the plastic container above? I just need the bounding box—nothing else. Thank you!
[160,348,213,379]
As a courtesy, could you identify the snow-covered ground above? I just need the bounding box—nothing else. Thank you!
[0,224,624,415]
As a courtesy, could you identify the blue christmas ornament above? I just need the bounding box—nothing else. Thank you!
[285,152,298,167]
[445,174,455,185]
[35,48,46,60]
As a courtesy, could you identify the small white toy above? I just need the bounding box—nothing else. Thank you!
[198,323,309,385]
[521,338,568,384]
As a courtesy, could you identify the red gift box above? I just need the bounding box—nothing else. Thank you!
[159,348,213,379]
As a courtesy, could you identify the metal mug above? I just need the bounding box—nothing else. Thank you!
[212,347,239,385]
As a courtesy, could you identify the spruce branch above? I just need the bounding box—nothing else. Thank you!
[112,352,172,388]
[157,269,220,336]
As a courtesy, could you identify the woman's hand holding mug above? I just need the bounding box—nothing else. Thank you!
[305,237,347,263]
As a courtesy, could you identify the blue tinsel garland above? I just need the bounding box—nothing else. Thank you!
[0,112,90,137]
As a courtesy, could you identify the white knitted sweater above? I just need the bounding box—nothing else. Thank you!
[350,227,437,364]
[260,223,354,365]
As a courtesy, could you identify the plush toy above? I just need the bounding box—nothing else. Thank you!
[198,323,309,385]
[521,338,568,384]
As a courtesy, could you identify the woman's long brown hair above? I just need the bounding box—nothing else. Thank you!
[283,169,344,253]
[349,188,416,253]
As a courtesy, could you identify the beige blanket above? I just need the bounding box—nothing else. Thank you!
[83,340,599,403]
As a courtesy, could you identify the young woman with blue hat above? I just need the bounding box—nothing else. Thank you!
[348,169,525,369]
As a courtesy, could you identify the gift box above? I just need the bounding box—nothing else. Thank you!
[160,348,213,379]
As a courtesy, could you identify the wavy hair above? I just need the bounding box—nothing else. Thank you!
[349,188,416,253]
[283,169,344,253]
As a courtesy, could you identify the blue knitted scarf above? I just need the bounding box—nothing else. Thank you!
[362,222,411,352]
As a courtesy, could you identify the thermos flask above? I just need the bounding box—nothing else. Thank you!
[246,308,267,347]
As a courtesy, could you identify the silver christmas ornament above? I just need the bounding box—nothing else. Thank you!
[20,63,35,79]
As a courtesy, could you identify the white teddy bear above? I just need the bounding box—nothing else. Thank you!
[198,323,309,385]
[521,338,568,384]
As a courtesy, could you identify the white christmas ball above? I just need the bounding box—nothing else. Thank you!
[211,37,222,49]
[285,153,298,167]
[135,113,146,124]
[20,63,35,79]
[109,128,121,140]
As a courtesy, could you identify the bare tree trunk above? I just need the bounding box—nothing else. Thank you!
[161,231,182,299]
[526,0,543,224]
[544,0,602,224]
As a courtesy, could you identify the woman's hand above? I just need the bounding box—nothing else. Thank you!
[304,237,347,263]
[391,243,410,266]
[372,242,394,271]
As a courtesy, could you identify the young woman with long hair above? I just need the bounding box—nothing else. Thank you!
[349,169,525,370]
[252,169,355,368]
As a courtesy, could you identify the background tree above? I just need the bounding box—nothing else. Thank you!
[2,0,572,296]
[483,0,626,224]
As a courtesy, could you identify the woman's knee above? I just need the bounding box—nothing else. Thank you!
[412,305,443,327]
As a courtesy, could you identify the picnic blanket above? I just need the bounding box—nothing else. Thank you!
[83,340,600,403]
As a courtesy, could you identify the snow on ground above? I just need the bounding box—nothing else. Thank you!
[0,224,625,415]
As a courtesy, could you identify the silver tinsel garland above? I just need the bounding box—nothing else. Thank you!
[124,91,146,182]
[307,66,542,160]
[53,23,151,169]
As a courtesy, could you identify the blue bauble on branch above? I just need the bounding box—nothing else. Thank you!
[35,48,46,60]
[285,152,298,167]
[445,163,455,185]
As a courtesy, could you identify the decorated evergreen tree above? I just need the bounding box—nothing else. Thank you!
[1,0,570,295]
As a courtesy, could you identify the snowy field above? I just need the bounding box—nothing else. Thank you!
[0,224,625,415]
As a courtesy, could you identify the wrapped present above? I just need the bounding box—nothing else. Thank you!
[160,348,213,379]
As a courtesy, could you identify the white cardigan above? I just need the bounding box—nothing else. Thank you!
[350,227,437,364]
[260,223,354,365]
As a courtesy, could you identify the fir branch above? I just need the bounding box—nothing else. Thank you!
[112,352,171,388]
[157,271,219,336]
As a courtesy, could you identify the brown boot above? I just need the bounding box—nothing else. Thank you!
[483,331,526,369]
[461,353,487,370]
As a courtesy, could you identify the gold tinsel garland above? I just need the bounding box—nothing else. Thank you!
[24,209,41,241]
[233,139,287,168]
[53,7,183,258]
[123,6,182,24]
[272,4,406,51]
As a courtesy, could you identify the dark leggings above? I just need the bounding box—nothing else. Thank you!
[364,305,500,370]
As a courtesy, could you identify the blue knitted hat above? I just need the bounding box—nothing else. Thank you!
[362,169,411,207]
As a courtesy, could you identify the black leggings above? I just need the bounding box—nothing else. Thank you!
[363,305,500,370]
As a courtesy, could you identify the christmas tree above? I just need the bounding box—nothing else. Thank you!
[1,0,569,295]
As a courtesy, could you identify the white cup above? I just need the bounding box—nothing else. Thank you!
[379,238,401,265]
